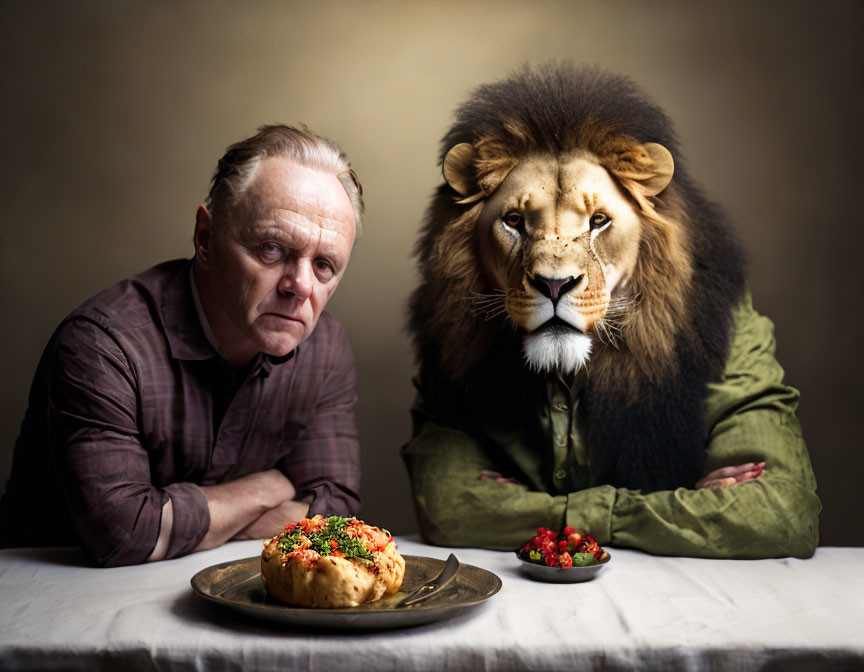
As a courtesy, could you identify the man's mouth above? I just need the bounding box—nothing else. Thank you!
[264,312,303,324]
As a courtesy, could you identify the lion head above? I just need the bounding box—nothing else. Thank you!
[443,139,680,376]
[410,63,743,401]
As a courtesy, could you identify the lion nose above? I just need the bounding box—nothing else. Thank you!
[530,274,582,303]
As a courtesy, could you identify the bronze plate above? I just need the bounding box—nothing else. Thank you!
[190,554,502,630]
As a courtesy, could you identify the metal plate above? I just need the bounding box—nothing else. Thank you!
[517,552,611,583]
[191,554,501,630]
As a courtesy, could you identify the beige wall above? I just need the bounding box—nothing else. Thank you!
[1,1,862,544]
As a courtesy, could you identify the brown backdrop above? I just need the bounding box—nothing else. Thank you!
[2,1,862,546]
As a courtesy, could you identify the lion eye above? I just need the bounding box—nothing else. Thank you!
[589,212,611,229]
[503,210,524,230]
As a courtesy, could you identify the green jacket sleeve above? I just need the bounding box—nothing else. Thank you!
[607,294,820,558]
[402,410,575,549]
[401,294,820,558]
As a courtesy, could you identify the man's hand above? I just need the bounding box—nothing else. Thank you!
[148,469,302,561]
[696,462,765,489]
[252,469,298,507]
[234,499,311,540]
[187,470,298,554]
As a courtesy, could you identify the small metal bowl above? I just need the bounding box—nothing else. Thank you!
[517,552,611,583]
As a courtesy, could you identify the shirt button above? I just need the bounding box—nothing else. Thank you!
[555,469,567,480]
[556,436,567,447]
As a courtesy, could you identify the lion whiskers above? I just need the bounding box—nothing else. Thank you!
[592,291,636,348]
[467,290,510,322]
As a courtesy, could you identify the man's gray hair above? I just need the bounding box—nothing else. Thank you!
[206,124,364,238]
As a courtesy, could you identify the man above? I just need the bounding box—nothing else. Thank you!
[0,125,363,566]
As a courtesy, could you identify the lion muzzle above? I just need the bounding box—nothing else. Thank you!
[575,286,611,330]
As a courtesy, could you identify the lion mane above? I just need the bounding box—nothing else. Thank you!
[408,62,746,492]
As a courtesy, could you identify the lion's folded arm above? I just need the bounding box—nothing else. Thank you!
[402,409,818,559]
[401,415,571,551]
[402,296,820,559]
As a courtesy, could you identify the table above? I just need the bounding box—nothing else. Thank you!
[1,537,863,671]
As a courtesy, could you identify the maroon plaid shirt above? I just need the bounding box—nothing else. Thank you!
[0,259,360,566]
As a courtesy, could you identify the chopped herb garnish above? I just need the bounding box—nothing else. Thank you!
[275,516,375,563]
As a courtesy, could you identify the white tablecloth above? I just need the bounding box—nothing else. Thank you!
[1,537,862,671]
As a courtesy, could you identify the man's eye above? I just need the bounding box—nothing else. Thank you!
[589,212,611,229]
[314,260,335,280]
[259,243,284,262]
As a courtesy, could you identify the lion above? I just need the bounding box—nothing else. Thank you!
[402,63,819,558]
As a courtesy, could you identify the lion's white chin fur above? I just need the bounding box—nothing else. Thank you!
[522,329,593,374]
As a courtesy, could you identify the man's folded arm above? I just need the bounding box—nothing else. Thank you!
[49,319,293,566]
[47,320,204,566]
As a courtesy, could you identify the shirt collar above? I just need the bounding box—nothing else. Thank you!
[189,263,221,353]
[160,259,219,361]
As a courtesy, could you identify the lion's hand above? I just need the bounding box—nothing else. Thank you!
[696,462,765,489]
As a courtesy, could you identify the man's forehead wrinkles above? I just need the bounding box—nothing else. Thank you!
[261,189,346,223]
[318,228,349,254]
[315,215,348,231]
[271,206,346,232]
[273,208,315,231]
[256,212,350,255]
[251,212,318,253]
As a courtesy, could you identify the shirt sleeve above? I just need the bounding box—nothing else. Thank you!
[402,412,571,549]
[402,293,820,559]
[48,318,209,567]
[605,293,820,558]
[280,317,361,518]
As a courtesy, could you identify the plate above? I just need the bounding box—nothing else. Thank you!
[517,552,611,583]
[191,554,501,630]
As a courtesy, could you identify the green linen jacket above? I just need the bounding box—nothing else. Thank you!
[401,294,820,558]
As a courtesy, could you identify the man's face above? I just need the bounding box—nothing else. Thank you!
[202,157,356,359]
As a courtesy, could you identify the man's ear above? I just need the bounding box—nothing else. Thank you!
[194,205,213,269]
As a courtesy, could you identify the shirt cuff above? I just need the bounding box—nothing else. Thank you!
[304,485,361,520]
[564,485,616,544]
[162,482,210,559]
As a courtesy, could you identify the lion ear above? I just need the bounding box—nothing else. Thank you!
[637,143,674,196]
[443,143,477,196]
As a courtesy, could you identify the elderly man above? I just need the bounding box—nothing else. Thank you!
[0,125,363,566]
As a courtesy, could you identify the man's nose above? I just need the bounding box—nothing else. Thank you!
[279,260,313,301]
